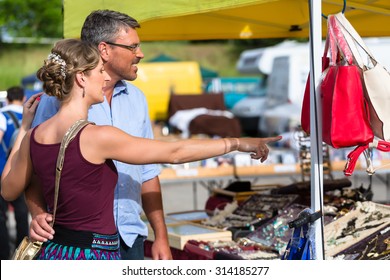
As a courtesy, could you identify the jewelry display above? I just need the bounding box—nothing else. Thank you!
[244,204,307,255]
[233,194,298,217]
[324,201,390,257]
[184,238,280,260]
[332,224,390,260]
[202,194,298,229]
[295,128,333,181]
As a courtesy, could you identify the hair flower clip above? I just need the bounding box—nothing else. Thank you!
[47,52,67,78]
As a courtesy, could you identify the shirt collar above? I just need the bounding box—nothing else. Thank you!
[113,80,130,97]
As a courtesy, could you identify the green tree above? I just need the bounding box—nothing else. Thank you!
[0,0,63,39]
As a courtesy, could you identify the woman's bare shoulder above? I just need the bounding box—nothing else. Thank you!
[83,124,127,141]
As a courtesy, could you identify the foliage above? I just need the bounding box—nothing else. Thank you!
[0,0,63,39]
[0,41,247,90]
[0,44,52,89]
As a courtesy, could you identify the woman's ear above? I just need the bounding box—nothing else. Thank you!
[75,71,85,87]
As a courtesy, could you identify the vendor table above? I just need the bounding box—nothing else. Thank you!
[159,160,390,209]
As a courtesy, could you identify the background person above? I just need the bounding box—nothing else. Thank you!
[0,86,29,259]
[1,38,281,260]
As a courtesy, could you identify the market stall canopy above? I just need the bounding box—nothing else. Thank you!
[64,0,390,40]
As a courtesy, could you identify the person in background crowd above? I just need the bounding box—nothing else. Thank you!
[0,86,28,259]
[1,38,281,260]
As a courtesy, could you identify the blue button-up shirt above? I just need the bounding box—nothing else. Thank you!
[32,80,161,247]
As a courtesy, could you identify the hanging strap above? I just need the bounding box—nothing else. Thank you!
[324,15,340,66]
[344,139,390,176]
[51,119,93,226]
[328,14,355,65]
[1,111,21,154]
[3,111,21,129]
[333,12,377,69]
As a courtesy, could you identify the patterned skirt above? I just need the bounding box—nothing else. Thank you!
[37,225,121,260]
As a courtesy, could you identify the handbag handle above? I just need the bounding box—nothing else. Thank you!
[51,119,93,226]
[328,15,354,65]
[323,15,350,67]
[322,18,338,66]
[333,13,377,69]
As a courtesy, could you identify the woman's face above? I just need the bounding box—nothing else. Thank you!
[87,58,111,103]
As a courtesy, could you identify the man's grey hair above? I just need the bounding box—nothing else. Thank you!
[81,9,140,46]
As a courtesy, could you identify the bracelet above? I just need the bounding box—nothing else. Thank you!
[236,138,240,150]
[223,138,228,154]
[224,138,240,153]
[232,138,240,151]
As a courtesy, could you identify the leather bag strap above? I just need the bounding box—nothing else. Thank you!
[334,12,377,69]
[328,14,354,65]
[51,119,93,226]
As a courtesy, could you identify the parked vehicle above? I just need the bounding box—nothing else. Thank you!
[131,61,203,121]
[229,77,268,136]
[205,76,262,110]
[235,38,390,136]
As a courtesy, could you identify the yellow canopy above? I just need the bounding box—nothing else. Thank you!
[64,0,390,40]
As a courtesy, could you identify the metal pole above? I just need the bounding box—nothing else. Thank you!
[309,0,325,260]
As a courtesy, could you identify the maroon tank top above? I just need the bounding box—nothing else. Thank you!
[30,124,118,234]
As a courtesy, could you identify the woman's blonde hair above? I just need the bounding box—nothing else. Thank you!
[37,39,100,101]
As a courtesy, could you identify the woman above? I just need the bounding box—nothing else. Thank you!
[1,39,281,260]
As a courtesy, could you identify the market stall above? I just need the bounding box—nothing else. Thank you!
[63,0,390,260]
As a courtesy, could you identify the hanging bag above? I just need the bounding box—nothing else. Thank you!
[301,14,373,149]
[282,224,312,260]
[334,12,390,141]
[329,13,390,176]
[300,51,329,135]
[281,208,319,260]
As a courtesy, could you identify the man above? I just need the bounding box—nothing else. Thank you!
[26,10,172,260]
[0,86,29,259]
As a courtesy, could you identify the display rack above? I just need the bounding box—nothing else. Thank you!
[159,160,390,209]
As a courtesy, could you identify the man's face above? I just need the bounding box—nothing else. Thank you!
[103,27,144,82]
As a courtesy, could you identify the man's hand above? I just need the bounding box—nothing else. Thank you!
[142,177,172,260]
[150,237,172,260]
[29,213,54,242]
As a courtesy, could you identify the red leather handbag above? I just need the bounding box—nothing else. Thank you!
[301,15,373,149]
[301,57,329,135]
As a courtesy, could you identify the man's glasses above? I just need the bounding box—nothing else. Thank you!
[105,41,141,54]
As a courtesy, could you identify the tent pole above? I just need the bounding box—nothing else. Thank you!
[309,0,325,260]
